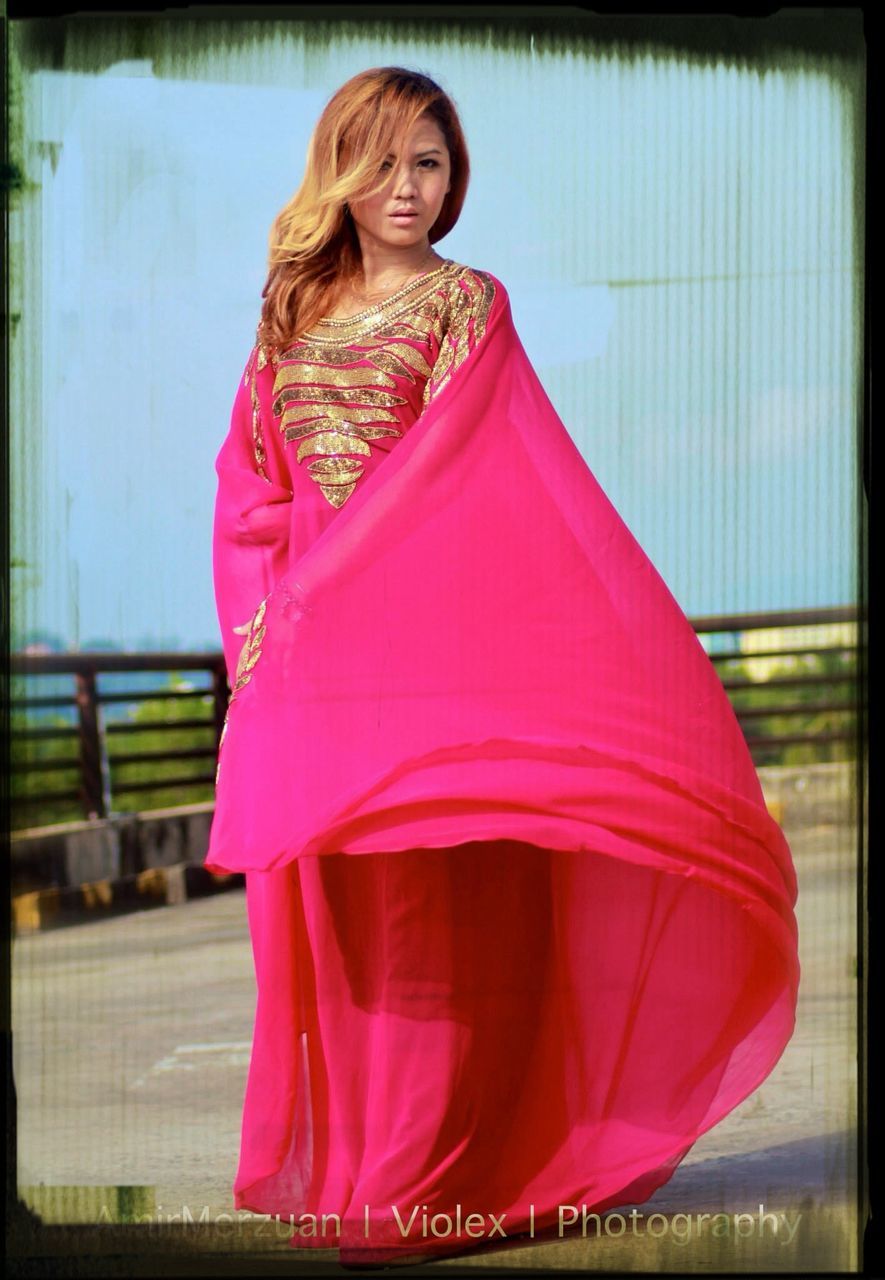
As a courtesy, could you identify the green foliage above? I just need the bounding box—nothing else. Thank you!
[1,160,27,193]
[11,671,222,830]
[107,674,219,810]
[720,647,858,767]
[10,697,82,828]
[106,670,220,808]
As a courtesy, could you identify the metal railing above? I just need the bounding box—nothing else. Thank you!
[691,605,864,762]
[9,605,864,829]
[9,653,229,826]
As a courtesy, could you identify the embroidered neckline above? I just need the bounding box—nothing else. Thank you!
[317,258,454,326]
[302,259,458,340]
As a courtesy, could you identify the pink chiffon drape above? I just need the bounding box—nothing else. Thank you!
[205,272,799,1266]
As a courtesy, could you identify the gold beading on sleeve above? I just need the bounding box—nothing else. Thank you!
[233,595,268,692]
[422,268,496,409]
[215,594,270,784]
[244,339,271,483]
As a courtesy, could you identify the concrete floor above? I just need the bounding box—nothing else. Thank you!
[12,803,861,1273]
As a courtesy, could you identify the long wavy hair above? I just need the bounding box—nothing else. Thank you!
[258,67,470,353]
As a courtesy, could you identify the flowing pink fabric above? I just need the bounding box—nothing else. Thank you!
[205,268,799,1266]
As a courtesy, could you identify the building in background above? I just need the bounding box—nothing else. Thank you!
[8,13,864,652]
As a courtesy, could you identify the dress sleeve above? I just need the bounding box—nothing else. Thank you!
[422,268,500,409]
[213,340,293,688]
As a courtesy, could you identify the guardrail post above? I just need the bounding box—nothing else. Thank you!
[75,670,110,818]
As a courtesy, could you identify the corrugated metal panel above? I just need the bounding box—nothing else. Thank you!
[8,21,863,648]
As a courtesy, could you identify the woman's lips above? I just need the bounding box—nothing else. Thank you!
[390,211,418,221]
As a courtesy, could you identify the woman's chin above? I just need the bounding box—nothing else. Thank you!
[355,220,434,250]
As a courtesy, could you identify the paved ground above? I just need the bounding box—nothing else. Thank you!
[12,806,861,1274]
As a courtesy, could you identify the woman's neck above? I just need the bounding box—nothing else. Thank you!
[355,239,441,294]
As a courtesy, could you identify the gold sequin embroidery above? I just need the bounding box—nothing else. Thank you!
[233,596,268,692]
[301,260,456,342]
[423,270,497,408]
[272,332,439,510]
[276,342,433,386]
[284,419,403,445]
[275,384,406,413]
[243,342,271,482]
[215,595,269,784]
[270,263,494,510]
[275,361,397,390]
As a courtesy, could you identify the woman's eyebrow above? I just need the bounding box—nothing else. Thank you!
[383,147,444,158]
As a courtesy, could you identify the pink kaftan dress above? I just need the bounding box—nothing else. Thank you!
[205,258,800,1266]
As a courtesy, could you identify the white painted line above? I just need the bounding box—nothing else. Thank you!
[129,1041,252,1089]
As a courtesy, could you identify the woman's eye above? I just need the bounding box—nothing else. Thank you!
[379,159,438,172]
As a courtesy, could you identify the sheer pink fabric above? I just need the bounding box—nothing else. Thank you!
[205,268,799,1266]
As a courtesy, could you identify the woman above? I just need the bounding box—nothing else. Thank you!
[205,67,800,1268]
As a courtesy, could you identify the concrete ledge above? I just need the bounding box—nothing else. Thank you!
[757,760,861,829]
[11,862,244,936]
[11,803,216,896]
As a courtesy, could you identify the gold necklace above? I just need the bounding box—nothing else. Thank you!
[348,246,440,308]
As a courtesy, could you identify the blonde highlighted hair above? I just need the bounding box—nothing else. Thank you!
[258,67,470,353]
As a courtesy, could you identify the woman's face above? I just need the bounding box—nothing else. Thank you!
[348,113,452,253]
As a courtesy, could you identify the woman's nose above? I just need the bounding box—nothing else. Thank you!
[393,165,418,196]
